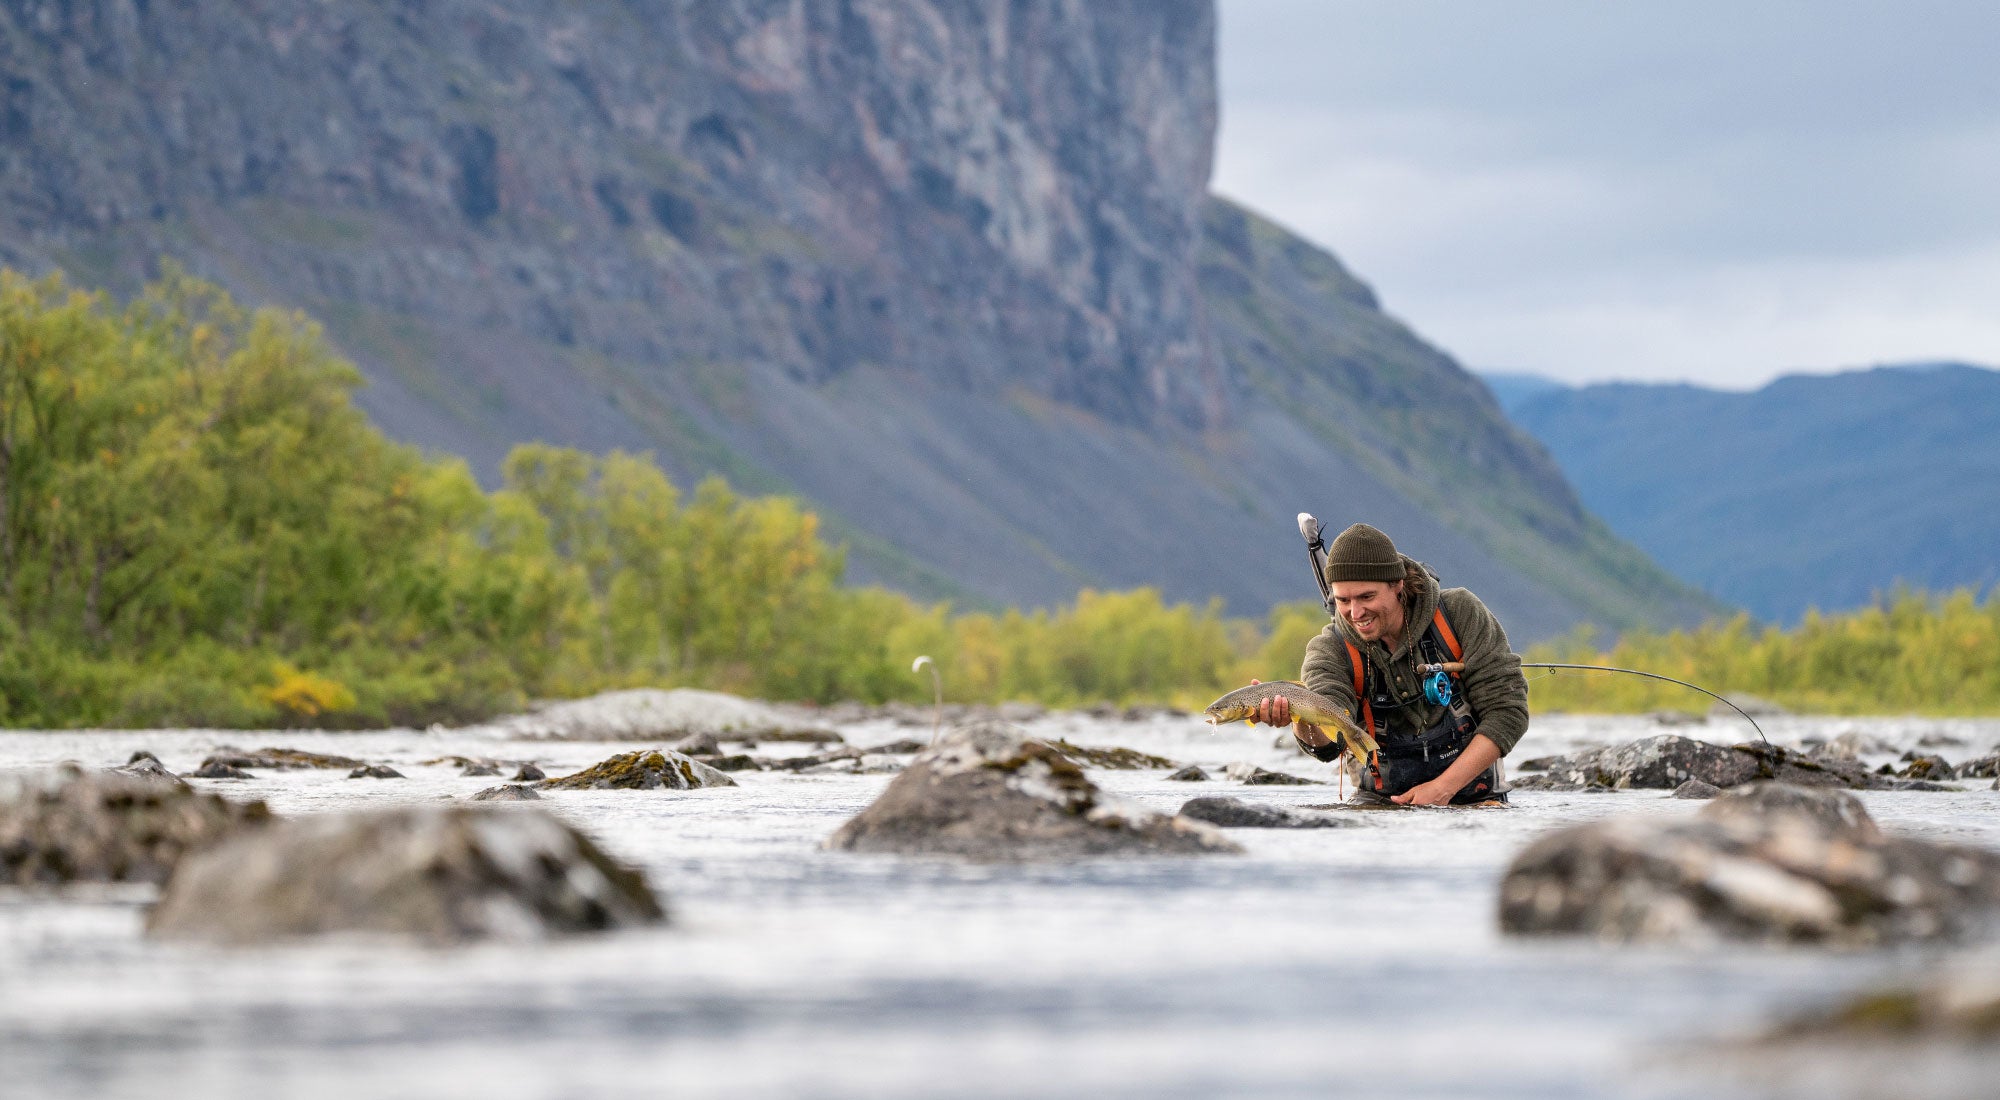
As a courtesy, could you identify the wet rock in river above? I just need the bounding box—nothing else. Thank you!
[470,784,542,802]
[1048,739,1177,769]
[1956,754,2000,779]
[1671,779,1722,799]
[187,761,255,779]
[511,763,546,782]
[202,747,366,771]
[866,738,931,755]
[671,731,721,757]
[691,753,763,772]
[1814,730,1896,761]
[538,750,735,791]
[348,765,404,779]
[1499,782,2000,945]
[1,764,270,886]
[460,762,501,777]
[1165,765,1209,782]
[1224,762,1321,785]
[1527,735,1760,790]
[147,805,662,945]
[1177,796,1358,829]
[825,721,1241,859]
[1897,754,1957,781]
[112,753,189,791]
[1529,736,1943,792]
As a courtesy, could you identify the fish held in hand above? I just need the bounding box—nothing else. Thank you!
[1203,681,1379,768]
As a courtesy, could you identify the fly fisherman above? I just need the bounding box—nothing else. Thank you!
[1248,523,1528,806]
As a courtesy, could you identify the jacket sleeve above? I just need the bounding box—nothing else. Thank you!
[1440,588,1530,756]
[1297,624,1362,762]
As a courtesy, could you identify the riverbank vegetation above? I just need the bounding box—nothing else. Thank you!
[3,270,1993,727]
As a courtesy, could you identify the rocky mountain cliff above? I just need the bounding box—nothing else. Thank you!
[0,0,1715,640]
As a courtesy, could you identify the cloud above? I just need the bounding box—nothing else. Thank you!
[1214,0,2000,386]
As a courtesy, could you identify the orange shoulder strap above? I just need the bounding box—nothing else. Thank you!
[1431,608,1464,661]
[1344,639,1373,736]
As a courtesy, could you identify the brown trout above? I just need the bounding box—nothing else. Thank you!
[1203,681,1379,769]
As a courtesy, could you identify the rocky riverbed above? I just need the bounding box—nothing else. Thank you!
[3,700,1998,1099]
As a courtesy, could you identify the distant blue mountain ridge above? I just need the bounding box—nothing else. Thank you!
[1485,363,2000,625]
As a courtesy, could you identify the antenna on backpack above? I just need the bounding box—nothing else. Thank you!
[1298,513,1336,619]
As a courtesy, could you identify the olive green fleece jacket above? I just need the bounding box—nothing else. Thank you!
[1299,557,1530,757]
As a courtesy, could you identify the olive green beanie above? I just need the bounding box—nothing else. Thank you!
[1324,523,1406,582]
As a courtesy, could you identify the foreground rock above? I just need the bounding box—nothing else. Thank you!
[148,805,662,945]
[496,689,834,743]
[1499,782,2000,945]
[1177,796,1359,829]
[825,722,1240,859]
[1,765,269,886]
[537,750,736,791]
[1518,735,1948,791]
[1767,951,2000,1041]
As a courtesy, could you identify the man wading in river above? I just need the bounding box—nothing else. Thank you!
[1249,523,1528,806]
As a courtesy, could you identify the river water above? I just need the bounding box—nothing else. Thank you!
[2,711,1996,1099]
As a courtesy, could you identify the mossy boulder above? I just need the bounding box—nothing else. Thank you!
[147,805,662,945]
[537,750,736,791]
[0,764,270,886]
[825,721,1240,860]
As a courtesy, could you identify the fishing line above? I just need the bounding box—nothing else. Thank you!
[1521,662,1770,745]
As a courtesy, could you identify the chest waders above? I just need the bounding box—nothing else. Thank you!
[1347,609,1505,805]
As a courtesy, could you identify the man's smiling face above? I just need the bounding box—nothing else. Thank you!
[1332,579,1405,645]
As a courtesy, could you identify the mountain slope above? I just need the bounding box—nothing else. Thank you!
[0,0,1716,640]
[1500,364,2000,622]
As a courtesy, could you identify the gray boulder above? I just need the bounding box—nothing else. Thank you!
[1528,735,1761,790]
[825,721,1240,859]
[1530,736,1940,792]
[1177,796,1359,829]
[0,765,270,886]
[470,784,542,802]
[537,750,736,791]
[147,805,663,945]
[348,765,405,780]
[1165,765,1210,782]
[1499,782,2000,945]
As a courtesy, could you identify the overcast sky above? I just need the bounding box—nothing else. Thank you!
[1213,1,2000,388]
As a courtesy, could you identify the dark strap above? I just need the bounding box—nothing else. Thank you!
[1344,639,1381,790]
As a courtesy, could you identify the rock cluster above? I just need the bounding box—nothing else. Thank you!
[1513,734,1950,792]
[1046,739,1178,770]
[537,750,736,791]
[0,765,270,886]
[200,747,366,771]
[825,721,1239,859]
[148,805,662,945]
[1499,782,2000,945]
